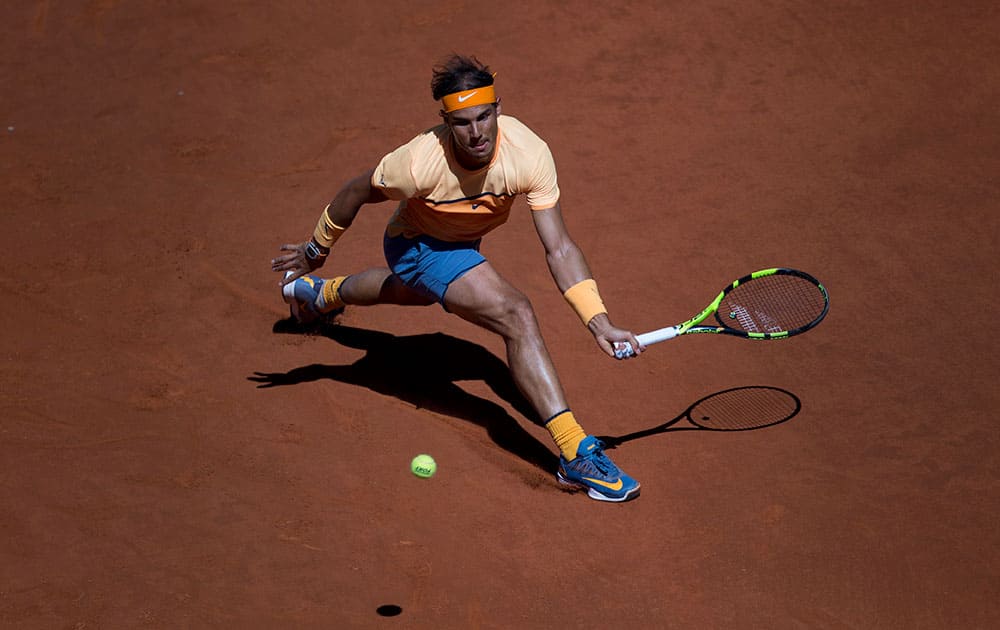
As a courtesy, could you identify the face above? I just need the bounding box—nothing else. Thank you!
[442,102,501,169]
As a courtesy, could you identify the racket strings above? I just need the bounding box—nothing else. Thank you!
[720,274,827,334]
[688,387,799,430]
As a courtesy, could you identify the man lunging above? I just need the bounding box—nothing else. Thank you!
[271,55,643,502]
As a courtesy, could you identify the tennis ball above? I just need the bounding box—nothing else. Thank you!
[410,454,436,478]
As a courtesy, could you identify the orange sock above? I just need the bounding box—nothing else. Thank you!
[320,275,349,311]
[545,410,587,460]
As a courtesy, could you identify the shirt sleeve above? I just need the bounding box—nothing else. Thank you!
[371,145,418,201]
[524,143,560,211]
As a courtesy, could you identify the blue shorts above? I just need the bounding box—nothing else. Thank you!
[383,232,486,302]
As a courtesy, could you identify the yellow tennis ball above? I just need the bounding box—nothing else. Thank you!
[410,454,436,478]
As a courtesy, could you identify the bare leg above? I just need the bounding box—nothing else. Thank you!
[338,268,435,307]
[442,262,568,421]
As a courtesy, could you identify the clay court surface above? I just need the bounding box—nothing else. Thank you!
[2,2,998,628]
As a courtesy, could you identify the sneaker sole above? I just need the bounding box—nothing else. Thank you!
[556,471,641,503]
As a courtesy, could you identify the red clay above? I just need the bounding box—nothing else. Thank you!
[2,2,997,628]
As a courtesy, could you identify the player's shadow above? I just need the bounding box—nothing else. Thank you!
[249,319,559,474]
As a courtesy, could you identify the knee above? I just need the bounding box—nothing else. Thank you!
[497,291,539,334]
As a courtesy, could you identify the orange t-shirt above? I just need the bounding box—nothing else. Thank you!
[372,115,560,242]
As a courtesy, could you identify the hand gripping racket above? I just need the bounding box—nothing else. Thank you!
[616,268,829,359]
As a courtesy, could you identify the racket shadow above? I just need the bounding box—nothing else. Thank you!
[597,385,802,450]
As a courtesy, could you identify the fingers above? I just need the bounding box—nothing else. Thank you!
[627,331,640,351]
[593,324,643,360]
[611,333,642,360]
[271,246,299,267]
[612,341,635,360]
[272,258,305,284]
[271,243,309,284]
[270,254,294,269]
[608,340,638,359]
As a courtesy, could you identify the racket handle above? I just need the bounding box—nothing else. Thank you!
[615,326,680,359]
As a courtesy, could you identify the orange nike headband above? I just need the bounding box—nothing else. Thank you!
[441,85,497,113]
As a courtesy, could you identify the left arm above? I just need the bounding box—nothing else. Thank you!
[532,202,641,359]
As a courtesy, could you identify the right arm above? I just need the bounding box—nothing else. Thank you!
[271,168,388,284]
[324,168,388,228]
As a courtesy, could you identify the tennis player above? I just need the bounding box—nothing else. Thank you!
[270,54,642,502]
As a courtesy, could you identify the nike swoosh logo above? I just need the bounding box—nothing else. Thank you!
[582,477,623,491]
[457,91,477,103]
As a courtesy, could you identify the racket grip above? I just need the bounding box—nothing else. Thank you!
[614,326,680,359]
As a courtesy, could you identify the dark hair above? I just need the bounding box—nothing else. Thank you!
[431,54,494,101]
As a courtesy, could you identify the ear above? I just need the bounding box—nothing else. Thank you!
[495,99,502,115]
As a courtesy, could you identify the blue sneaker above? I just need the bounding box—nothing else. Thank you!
[557,436,640,502]
[282,274,340,324]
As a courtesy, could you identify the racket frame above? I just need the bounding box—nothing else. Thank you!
[623,268,830,356]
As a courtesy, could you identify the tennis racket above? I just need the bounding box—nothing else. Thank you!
[599,385,801,448]
[615,267,829,358]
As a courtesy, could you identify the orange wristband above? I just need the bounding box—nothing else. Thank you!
[313,204,347,248]
[563,279,607,326]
